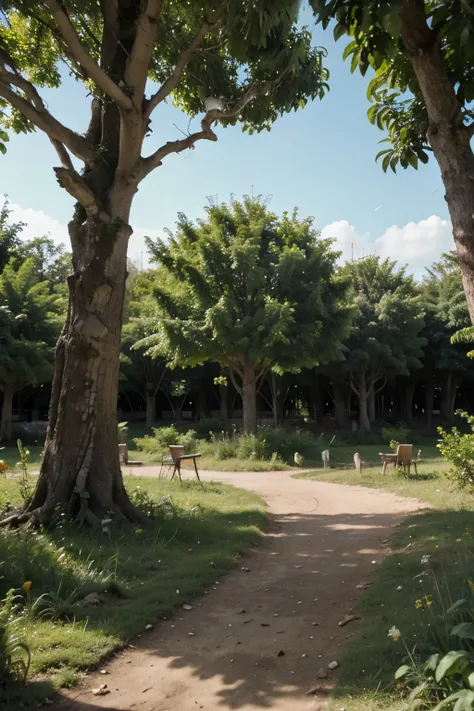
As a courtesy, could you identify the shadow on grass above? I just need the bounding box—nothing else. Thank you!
[53,504,409,710]
[331,507,474,709]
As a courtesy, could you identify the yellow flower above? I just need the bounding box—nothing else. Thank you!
[415,599,423,609]
[135,528,143,535]
[22,581,32,593]
[424,595,433,607]
[457,538,462,542]
[388,626,401,642]
[468,580,474,595]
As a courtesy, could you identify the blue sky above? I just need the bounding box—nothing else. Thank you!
[0,11,452,276]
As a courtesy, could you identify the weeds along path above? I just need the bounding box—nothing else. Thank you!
[61,468,420,711]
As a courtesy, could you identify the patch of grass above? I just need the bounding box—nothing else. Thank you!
[0,476,266,706]
[293,451,473,510]
[0,445,43,473]
[331,509,474,711]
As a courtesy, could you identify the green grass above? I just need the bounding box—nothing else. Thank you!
[293,444,474,510]
[0,445,43,472]
[0,475,266,706]
[330,509,474,711]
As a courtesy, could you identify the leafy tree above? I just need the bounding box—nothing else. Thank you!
[121,270,166,427]
[0,197,23,273]
[310,0,474,321]
[0,257,63,440]
[420,253,471,423]
[13,237,71,289]
[340,256,425,431]
[0,2,329,524]
[142,197,351,433]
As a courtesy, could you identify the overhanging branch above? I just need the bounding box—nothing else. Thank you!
[139,78,280,179]
[43,0,134,111]
[0,76,94,163]
[53,167,105,218]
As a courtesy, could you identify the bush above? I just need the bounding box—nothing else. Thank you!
[200,427,321,465]
[193,417,227,439]
[380,422,411,445]
[438,410,474,492]
[133,425,197,457]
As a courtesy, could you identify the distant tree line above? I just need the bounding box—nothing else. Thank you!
[1,196,471,439]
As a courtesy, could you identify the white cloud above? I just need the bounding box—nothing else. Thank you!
[321,215,454,277]
[7,203,164,265]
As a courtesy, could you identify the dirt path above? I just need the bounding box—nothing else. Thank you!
[61,469,421,711]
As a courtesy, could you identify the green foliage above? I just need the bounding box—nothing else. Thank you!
[1,2,329,141]
[438,411,474,492]
[0,597,30,685]
[0,198,22,274]
[201,427,320,465]
[133,425,197,458]
[0,257,64,390]
[193,417,227,438]
[310,1,474,173]
[142,197,351,376]
[381,423,411,446]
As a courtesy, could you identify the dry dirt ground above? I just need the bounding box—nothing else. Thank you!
[60,468,421,711]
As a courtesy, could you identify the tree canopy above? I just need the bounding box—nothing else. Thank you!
[142,197,352,432]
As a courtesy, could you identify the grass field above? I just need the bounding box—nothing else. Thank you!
[0,475,267,706]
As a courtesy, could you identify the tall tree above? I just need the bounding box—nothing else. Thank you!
[0,257,63,440]
[142,197,351,433]
[341,256,425,431]
[310,0,474,321]
[0,2,328,525]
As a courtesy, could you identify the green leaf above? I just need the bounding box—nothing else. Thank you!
[418,150,429,164]
[333,23,347,41]
[381,10,402,38]
[0,130,9,142]
[382,152,392,172]
[367,104,378,125]
[342,40,357,61]
[0,143,6,156]
[424,654,440,673]
[395,664,410,680]
[447,599,468,613]
[408,152,419,170]
[433,690,474,711]
[435,650,469,682]
[468,671,474,690]
[451,622,474,640]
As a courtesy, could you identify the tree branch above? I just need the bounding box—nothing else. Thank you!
[43,0,134,111]
[125,0,164,104]
[53,167,106,218]
[145,19,211,119]
[0,76,94,162]
[50,139,75,171]
[139,79,276,179]
[228,367,243,396]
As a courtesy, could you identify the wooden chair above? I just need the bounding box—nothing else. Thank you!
[379,444,418,476]
[168,445,203,486]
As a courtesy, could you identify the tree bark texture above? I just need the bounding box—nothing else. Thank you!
[0,383,15,442]
[29,215,144,526]
[368,389,376,424]
[400,0,474,322]
[402,378,417,425]
[242,361,257,434]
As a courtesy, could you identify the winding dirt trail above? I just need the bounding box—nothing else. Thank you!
[61,469,421,711]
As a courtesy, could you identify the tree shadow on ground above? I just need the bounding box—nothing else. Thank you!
[55,506,410,710]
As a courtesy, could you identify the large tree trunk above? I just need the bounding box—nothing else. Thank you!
[29,213,143,526]
[400,2,474,321]
[358,376,371,432]
[242,361,257,434]
[145,383,156,428]
[0,383,15,441]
